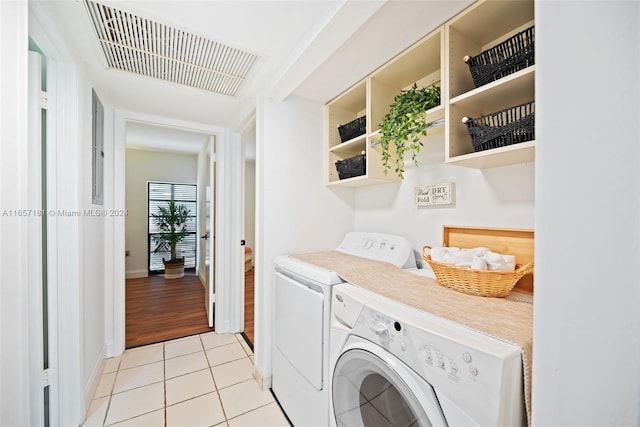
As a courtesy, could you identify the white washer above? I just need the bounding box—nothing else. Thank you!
[329,283,526,427]
[272,232,416,427]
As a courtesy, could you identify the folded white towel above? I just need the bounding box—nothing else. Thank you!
[485,251,506,271]
[427,245,516,272]
[453,251,474,267]
[471,255,488,270]
[470,247,490,257]
[502,254,516,271]
[442,252,456,265]
[430,247,448,262]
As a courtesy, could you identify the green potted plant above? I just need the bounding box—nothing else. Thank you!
[151,200,191,279]
[379,83,441,179]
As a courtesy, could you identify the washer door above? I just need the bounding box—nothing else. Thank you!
[332,345,446,427]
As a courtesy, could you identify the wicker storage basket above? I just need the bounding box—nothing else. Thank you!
[463,101,534,152]
[464,26,535,88]
[335,154,366,180]
[337,116,366,142]
[422,246,534,298]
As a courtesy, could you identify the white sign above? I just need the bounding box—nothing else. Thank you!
[415,182,455,206]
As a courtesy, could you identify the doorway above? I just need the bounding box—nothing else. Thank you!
[123,123,215,348]
[112,113,244,355]
[242,121,256,345]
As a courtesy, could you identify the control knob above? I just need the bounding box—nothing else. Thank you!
[370,323,390,344]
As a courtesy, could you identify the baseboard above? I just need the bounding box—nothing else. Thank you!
[253,365,272,391]
[82,345,107,423]
[125,270,148,279]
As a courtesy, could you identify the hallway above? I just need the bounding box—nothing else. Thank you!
[82,332,289,426]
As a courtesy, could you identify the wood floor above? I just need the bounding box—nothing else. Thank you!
[244,267,254,345]
[126,268,255,349]
[125,271,214,348]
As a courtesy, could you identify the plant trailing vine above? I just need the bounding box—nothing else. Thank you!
[379,83,441,178]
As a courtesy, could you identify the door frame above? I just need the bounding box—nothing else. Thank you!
[108,111,244,355]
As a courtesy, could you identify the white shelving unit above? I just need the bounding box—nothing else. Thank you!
[326,28,443,187]
[325,0,535,186]
[445,0,535,168]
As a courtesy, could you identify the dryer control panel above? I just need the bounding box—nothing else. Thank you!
[335,232,416,269]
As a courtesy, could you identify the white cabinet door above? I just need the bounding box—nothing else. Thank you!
[275,272,324,389]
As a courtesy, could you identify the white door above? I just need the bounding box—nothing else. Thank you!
[28,49,55,426]
[205,137,216,327]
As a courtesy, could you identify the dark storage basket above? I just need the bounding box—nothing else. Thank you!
[337,116,366,142]
[335,154,366,180]
[464,26,535,88]
[463,101,535,152]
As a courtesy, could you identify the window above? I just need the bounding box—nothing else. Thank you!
[148,182,197,272]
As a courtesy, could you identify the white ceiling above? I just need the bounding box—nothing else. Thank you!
[126,121,210,154]
[33,0,472,154]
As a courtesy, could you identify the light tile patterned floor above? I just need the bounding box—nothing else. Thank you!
[82,332,291,427]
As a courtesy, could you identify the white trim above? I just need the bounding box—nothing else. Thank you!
[53,61,84,427]
[125,270,148,279]
[27,49,45,427]
[109,111,241,354]
[44,57,60,427]
[253,366,272,391]
[82,348,106,418]
[253,95,268,382]
[0,2,30,425]
[207,136,216,327]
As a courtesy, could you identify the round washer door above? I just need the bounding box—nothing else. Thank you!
[332,342,446,427]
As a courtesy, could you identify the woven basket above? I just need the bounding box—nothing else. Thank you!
[463,101,535,153]
[337,116,366,142]
[422,246,534,298]
[464,26,535,88]
[335,154,366,180]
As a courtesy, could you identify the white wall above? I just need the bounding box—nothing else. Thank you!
[255,95,354,380]
[79,73,108,416]
[354,135,535,265]
[124,148,198,277]
[0,2,30,425]
[533,2,640,425]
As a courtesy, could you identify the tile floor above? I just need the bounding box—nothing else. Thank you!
[82,332,291,427]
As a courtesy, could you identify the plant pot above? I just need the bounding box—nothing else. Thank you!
[163,257,185,279]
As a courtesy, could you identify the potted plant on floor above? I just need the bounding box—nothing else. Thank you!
[379,83,441,179]
[151,200,191,279]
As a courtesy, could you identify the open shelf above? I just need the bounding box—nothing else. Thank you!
[446,140,535,169]
[445,0,535,168]
[326,0,535,182]
[326,26,443,186]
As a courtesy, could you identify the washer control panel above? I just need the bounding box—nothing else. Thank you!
[351,306,420,368]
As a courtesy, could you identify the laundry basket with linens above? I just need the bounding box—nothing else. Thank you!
[422,245,534,298]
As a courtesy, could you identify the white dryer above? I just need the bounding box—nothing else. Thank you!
[272,232,416,427]
[329,283,526,427]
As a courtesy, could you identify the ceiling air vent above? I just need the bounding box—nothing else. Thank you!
[84,1,258,96]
